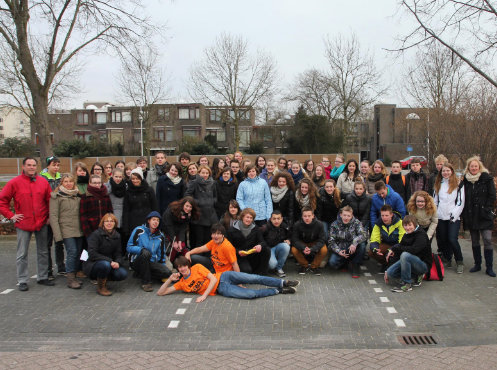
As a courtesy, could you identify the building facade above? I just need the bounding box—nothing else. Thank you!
[0,107,30,142]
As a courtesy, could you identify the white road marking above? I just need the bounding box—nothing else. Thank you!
[374,288,383,293]
[360,265,367,271]
[176,308,186,315]
[386,307,398,314]
[380,296,390,303]
[394,319,406,327]
[368,280,377,285]
[0,289,14,294]
[31,275,37,279]
[168,320,180,328]
[364,272,372,277]
[182,298,193,304]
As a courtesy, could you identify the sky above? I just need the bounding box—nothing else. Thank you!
[73,0,413,110]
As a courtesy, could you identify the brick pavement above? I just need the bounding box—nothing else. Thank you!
[1,235,497,367]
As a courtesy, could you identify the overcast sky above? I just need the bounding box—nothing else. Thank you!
[74,0,413,110]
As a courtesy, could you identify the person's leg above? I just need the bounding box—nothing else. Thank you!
[328,252,346,269]
[310,245,328,269]
[108,266,128,281]
[291,247,309,267]
[252,246,271,275]
[237,257,253,273]
[34,225,49,281]
[149,262,172,281]
[399,252,427,284]
[130,249,152,283]
[268,247,278,270]
[55,240,66,274]
[191,254,214,273]
[273,242,290,271]
[322,221,330,239]
[217,271,280,299]
[448,220,463,269]
[63,238,79,273]
[90,260,113,279]
[350,242,366,265]
[46,225,54,277]
[436,220,451,263]
[469,229,482,272]
[386,260,401,281]
[482,229,496,277]
[16,229,32,284]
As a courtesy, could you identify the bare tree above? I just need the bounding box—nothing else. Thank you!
[396,0,497,89]
[189,33,277,151]
[116,43,168,155]
[0,1,160,159]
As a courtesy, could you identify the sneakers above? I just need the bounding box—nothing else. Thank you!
[412,274,424,287]
[284,280,300,288]
[298,266,307,275]
[309,268,321,276]
[351,264,361,278]
[141,283,153,292]
[391,283,412,293]
[47,272,55,281]
[276,269,286,278]
[456,262,464,274]
[280,286,296,294]
[37,279,55,286]
[18,283,28,292]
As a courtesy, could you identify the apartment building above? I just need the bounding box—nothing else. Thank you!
[0,107,30,142]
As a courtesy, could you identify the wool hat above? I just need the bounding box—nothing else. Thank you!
[146,211,162,221]
[130,167,144,180]
[46,156,60,166]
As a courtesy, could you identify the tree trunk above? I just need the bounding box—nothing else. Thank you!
[31,93,52,161]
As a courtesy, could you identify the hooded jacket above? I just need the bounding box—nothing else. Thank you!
[370,184,406,228]
[127,224,166,263]
[261,219,291,248]
[369,213,405,251]
[391,226,432,270]
[49,189,83,242]
[434,179,465,221]
[328,216,367,254]
[236,176,273,221]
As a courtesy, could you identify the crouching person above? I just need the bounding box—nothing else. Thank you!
[291,206,328,275]
[84,213,128,296]
[127,211,171,292]
[262,210,291,278]
[157,256,300,302]
[384,215,432,293]
[328,206,368,278]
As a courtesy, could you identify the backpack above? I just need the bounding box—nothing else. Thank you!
[424,253,444,281]
[386,175,405,186]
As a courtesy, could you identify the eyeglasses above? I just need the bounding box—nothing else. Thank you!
[335,160,343,164]
[322,160,330,163]
[416,200,426,203]
[93,168,102,172]
[105,166,112,169]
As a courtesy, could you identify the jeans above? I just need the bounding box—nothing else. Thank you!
[268,242,290,270]
[470,229,493,251]
[217,271,282,299]
[63,237,84,273]
[16,225,48,283]
[322,221,332,239]
[130,249,171,284]
[386,252,428,284]
[436,220,463,262]
[90,260,128,281]
[329,242,366,269]
[47,225,65,273]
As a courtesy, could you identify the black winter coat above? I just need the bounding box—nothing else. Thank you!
[316,187,340,223]
[156,176,184,215]
[387,173,407,203]
[291,218,326,253]
[122,182,158,235]
[227,222,268,251]
[214,179,238,219]
[391,227,432,269]
[162,207,191,243]
[271,188,294,226]
[343,192,371,229]
[83,228,123,276]
[462,172,496,230]
[185,176,218,226]
[261,220,291,248]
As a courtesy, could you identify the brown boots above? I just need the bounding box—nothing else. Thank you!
[97,278,112,296]
[66,273,82,289]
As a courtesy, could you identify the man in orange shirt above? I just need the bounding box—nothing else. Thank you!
[185,224,238,273]
[157,256,299,302]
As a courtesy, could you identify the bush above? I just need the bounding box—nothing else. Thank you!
[176,136,217,155]
[246,140,265,154]
[0,137,36,157]
[54,138,121,158]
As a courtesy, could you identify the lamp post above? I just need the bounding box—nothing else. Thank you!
[139,107,143,157]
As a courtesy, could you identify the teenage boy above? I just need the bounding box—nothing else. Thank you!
[136,157,149,181]
[386,160,406,203]
[147,151,169,193]
[405,158,428,200]
[328,206,368,278]
[370,181,406,228]
[385,215,432,293]
[369,205,406,271]
[157,256,300,302]
[41,156,66,278]
[186,224,239,273]
[427,154,448,197]
[291,206,327,275]
[178,152,191,179]
[230,159,244,182]
[262,210,291,278]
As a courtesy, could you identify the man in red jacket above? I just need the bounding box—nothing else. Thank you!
[0,157,53,291]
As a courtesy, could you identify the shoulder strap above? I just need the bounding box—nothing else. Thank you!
[386,175,390,184]
[432,253,444,281]
[402,175,405,186]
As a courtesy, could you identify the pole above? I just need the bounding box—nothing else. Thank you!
[140,107,143,157]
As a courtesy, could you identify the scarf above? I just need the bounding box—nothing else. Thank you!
[109,177,126,198]
[155,163,168,177]
[271,186,288,203]
[367,172,384,182]
[238,221,255,238]
[77,173,89,185]
[289,169,304,185]
[166,172,182,185]
[58,185,79,196]
[127,180,149,194]
[295,190,310,208]
[465,172,482,184]
[87,185,108,199]
[330,164,345,179]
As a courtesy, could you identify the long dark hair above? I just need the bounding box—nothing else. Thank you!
[344,159,360,178]
[169,196,200,221]
[221,199,241,229]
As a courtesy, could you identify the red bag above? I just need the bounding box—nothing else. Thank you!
[424,253,444,281]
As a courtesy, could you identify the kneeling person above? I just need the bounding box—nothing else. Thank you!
[157,256,299,302]
[291,207,327,275]
[328,206,368,278]
[262,210,291,278]
[385,215,432,293]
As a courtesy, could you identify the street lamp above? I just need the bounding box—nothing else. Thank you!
[139,107,143,156]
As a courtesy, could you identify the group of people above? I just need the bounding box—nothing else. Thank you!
[0,150,494,300]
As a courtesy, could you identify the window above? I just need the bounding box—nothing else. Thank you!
[263,132,272,141]
[0,126,3,130]
[209,109,222,122]
[77,112,89,125]
[111,110,131,123]
[134,129,145,143]
[153,127,165,141]
[73,130,91,142]
[179,107,198,120]
[50,133,54,144]
[96,112,107,124]
[122,111,132,122]
[206,128,226,142]
[182,127,200,138]
[166,129,173,141]
[229,109,251,121]
[111,111,121,122]
[158,108,170,120]
[233,128,250,147]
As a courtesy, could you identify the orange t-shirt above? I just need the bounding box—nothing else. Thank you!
[205,238,237,274]
[174,264,220,296]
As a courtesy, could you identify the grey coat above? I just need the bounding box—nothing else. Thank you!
[49,190,83,242]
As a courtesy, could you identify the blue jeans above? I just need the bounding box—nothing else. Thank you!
[386,252,428,284]
[436,220,463,262]
[90,260,128,281]
[322,221,332,239]
[268,242,290,270]
[217,271,283,299]
[328,242,366,269]
[63,237,84,273]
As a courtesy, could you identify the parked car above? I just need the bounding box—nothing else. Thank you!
[399,156,428,169]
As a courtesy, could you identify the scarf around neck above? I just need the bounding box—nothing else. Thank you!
[155,163,168,176]
[465,172,482,184]
[367,172,384,182]
[87,185,108,199]
[238,221,255,238]
[109,177,126,198]
[166,172,182,185]
[58,185,79,196]
[271,186,288,203]
[295,190,310,208]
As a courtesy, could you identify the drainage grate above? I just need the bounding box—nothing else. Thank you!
[398,334,438,345]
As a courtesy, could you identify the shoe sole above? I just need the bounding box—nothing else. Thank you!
[391,288,412,293]
[285,280,301,288]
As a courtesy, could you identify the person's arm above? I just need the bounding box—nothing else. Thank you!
[196,272,218,303]
[310,221,326,253]
[263,181,272,220]
[79,197,91,237]
[369,224,381,251]
[236,182,246,210]
[185,245,209,260]
[126,227,144,255]
[397,222,406,242]
[327,222,341,254]
[49,197,63,243]
[351,220,367,247]
[0,181,15,219]
[427,212,438,240]
[157,272,181,296]
[232,260,240,272]
[291,223,305,252]
[486,177,497,208]
[370,196,378,227]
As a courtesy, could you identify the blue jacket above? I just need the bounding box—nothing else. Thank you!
[370,184,406,228]
[236,176,273,221]
[259,168,274,186]
[126,225,166,264]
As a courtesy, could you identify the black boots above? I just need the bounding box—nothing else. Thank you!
[484,249,496,277]
[469,246,482,273]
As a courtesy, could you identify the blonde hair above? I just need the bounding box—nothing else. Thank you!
[368,160,387,177]
[464,155,489,175]
[58,173,76,190]
[434,154,448,164]
[198,165,212,176]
